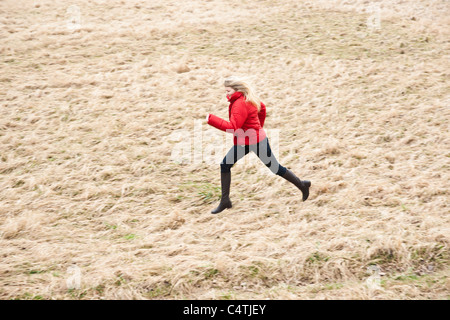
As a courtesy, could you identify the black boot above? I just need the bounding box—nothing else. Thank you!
[211,172,232,214]
[281,169,311,201]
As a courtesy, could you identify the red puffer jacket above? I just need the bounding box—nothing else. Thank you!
[207,92,267,145]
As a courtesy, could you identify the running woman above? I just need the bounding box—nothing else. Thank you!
[206,76,311,214]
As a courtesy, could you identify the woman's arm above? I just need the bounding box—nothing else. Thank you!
[207,101,248,132]
[258,102,266,128]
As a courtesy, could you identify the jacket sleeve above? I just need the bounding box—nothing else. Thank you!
[258,102,266,128]
[207,101,248,132]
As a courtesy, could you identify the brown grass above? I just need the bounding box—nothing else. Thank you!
[0,0,449,299]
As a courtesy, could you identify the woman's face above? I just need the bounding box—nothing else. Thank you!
[225,86,236,98]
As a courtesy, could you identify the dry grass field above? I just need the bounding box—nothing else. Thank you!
[0,0,449,300]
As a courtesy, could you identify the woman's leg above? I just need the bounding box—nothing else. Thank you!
[254,137,311,201]
[220,144,250,173]
[251,137,287,176]
[212,144,250,214]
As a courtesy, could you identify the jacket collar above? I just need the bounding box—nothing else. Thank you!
[227,91,243,103]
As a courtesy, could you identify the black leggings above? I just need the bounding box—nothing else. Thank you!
[220,137,287,176]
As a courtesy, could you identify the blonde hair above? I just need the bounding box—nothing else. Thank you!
[224,76,262,112]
